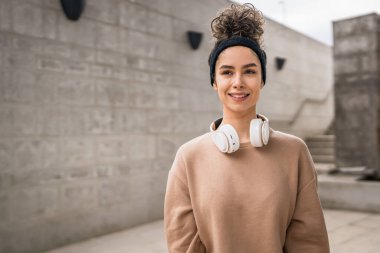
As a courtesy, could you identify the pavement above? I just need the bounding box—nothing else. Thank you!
[45,209,380,253]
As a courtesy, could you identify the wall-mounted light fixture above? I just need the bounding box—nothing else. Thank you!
[187,31,203,50]
[60,0,86,21]
[275,57,286,70]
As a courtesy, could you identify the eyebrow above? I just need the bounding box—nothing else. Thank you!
[219,63,258,69]
[243,63,258,68]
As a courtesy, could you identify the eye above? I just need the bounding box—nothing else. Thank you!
[221,70,233,75]
[245,69,256,74]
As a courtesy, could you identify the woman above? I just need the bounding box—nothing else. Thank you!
[164,3,330,253]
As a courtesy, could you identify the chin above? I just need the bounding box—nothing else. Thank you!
[225,105,256,115]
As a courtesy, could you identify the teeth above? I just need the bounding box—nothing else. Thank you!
[230,94,248,98]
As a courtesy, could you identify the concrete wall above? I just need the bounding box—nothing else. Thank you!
[0,0,225,252]
[260,18,334,138]
[0,0,333,252]
[333,13,380,174]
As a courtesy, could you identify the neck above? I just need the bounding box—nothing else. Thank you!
[221,108,257,143]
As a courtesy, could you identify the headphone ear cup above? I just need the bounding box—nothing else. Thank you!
[211,131,229,153]
[261,120,270,145]
[250,119,264,147]
[219,124,240,153]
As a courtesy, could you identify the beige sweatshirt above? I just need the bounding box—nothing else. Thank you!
[164,130,330,253]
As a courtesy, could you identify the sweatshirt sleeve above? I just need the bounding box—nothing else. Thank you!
[283,142,330,253]
[164,149,206,253]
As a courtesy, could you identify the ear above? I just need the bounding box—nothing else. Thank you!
[213,82,218,91]
[260,80,264,88]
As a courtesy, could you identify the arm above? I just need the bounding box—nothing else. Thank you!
[164,150,206,253]
[284,143,330,253]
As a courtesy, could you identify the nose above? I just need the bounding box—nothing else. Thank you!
[232,73,245,89]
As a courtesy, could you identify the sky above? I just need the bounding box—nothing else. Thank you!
[233,0,380,45]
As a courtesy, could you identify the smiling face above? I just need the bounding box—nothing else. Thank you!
[213,46,263,118]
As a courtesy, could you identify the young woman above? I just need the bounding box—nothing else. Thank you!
[164,3,330,253]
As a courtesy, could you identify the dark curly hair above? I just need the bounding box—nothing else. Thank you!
[210,3,265,48]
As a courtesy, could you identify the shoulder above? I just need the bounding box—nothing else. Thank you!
[269,129,308,153]
[177,132,214,159]
[170,133,213,182]
[269,129,316,189]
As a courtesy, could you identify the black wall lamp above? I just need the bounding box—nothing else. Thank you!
[60,0,86,21]
[275,57,286,70]
[187,31,203,50]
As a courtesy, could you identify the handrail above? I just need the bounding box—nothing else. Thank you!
[289,86,334,126]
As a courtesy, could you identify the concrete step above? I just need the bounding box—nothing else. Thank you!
[306,135,335,149]
[306,141,335,148]
[306,135,335,142]
[311,154,336,163]
[306,134,336,164]
[315,163,337,174]
[309,147,335,156]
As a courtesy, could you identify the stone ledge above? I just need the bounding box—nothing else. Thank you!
[318,174,380,213]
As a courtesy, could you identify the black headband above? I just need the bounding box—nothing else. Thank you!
[208,37,266,86]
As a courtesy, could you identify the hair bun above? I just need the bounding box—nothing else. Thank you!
[211,3,265,47]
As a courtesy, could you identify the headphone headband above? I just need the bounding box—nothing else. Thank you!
[210,114,269,130]
[210,114,270,153]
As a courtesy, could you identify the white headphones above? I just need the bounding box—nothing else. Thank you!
[209,114,270,153]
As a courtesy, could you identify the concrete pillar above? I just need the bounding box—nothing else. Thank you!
[333,13,380,178]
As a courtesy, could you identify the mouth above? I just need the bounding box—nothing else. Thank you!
[228,93,250,102]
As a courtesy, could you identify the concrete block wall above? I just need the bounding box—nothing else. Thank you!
[333,13,379,173]
[0,0,333,252]
[260,18,334,138]
[0,0,225,252]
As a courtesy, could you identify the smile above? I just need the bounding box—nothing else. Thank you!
[228,93,250,102]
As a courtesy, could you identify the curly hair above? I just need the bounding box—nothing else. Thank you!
[211,3,265,48]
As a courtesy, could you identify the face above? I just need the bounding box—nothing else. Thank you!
[213,46,263,117]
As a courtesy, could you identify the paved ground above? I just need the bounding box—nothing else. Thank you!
[45,209,380,253]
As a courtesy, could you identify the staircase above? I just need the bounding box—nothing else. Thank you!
[305,135,337,174]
